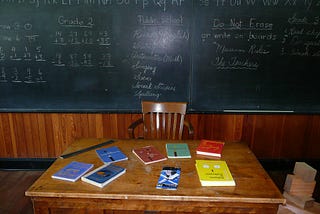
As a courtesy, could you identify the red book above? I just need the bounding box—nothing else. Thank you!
[196,140,225,158]
[132,145,167,164]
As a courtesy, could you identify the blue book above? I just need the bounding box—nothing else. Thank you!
[96,146,128,163]
[81,164,126,188]
[51,161,94,182]
[156,167,181,190]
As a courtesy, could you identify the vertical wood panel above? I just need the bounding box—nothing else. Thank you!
[36,114,49,157]
[8,114,18,157]
[192,114,244,142]
[117,114,130,138]
[62,114,76,149]
[43,114,56,157]
[0,113,320,158]
[24,113,39,156]
[13,114,28,157]
[103,114,119,138]
[241,115,256,150]
[87,114,104,138]
[307,115,320,158]
[280,115,311,158]
[245,115,285,158]
[0,114,13,156]
[0,114,6,157]
[51,113,66,156]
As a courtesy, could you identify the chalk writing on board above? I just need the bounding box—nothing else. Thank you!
[281,13,320,57]
[0,18,48,84]
[199,0,318,9]
[190,0,320,112]
[50,14,115,69]
[0,0,319,112]
[0,66,47,83]
[58,16,94,28]
[0,0,186,10]
[199,16,278,71]
[130,12,188,100]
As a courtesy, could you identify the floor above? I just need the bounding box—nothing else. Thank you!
[0,170,44,214]
[0,169,318,214]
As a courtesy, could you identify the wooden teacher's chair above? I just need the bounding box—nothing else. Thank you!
[128,101,194,140]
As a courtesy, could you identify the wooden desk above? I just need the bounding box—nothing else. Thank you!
[26,139,285,213]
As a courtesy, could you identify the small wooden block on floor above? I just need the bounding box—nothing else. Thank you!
[293,162,317,182]
[283,191,314,209]
[284,174,316,197]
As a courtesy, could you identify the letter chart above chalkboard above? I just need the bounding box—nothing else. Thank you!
[0,0,319,113]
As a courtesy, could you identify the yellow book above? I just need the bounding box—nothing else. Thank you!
[195,160,235,186]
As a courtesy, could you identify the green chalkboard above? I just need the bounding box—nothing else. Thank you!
[0,1,191,112]
[191,0,320,113]
[0,0,320,113]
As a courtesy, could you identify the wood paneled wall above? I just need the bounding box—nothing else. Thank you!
[0,113,319,159]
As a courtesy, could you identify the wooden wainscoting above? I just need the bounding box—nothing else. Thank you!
[0,113,320,159]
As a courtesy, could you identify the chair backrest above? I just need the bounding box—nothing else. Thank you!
[141,101,187,140]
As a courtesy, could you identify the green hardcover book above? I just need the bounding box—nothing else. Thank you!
[166,143,191,158]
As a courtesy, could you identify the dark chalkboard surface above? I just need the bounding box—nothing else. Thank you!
[0,1,319,113]
[191,0,320,113]
[0,1,191,112]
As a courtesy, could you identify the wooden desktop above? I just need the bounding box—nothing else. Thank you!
[26,138,285,213]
